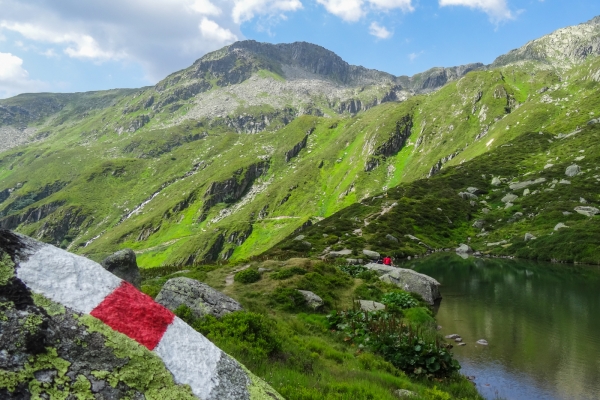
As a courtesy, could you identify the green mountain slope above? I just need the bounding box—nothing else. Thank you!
[1,16,599,267]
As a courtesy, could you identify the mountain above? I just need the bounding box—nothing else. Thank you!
[0,16,599,267]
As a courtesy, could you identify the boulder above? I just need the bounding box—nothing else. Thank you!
[297,290,324,310]
[364,263,397,275]
[345,258,363,265]
[156,277,243,319]
[466,187,483,194]
[554,223,569,231]
[524,233,536,241]
[293,234,305,241]
[476,339,489,346]
[574,206,599,217]
[565,164,581,177]
[455,243,473,254]
[501,193,518,203]
[508,178,546,190]
[459,192,478,200]
[445,334,460,339]
[379,268,441,305]
[326,249,353,258]
[362,249,381,260]
[472,220,485,229]
[0,230,283,400]
[386,234,399,243]
[491,177,501,186]
[101,248,141,289]
[394,389,417,399]
[356,300,386,312]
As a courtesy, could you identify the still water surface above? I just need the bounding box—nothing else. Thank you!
[405,254,600,400]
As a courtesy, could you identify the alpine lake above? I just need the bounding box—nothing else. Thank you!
[402,254,600,400]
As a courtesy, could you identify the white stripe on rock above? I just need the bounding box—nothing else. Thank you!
[154,317,222,399]
[16,244,122,314]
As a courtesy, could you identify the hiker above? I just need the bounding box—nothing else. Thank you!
[383,255,392,266]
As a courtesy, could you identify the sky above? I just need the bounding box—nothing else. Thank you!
[1,0,600,99]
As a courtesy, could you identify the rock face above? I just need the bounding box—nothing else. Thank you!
[297,290,324,310]
[0,230,283,400]
[363,263,441,305]
[101,248,142,289]
[156,277,243,319]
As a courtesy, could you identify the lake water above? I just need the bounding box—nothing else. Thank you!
[405,254,600,400]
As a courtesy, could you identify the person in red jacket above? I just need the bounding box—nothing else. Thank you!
[382,256,392,266]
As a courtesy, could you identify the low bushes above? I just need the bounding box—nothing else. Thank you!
[235,268,261,284]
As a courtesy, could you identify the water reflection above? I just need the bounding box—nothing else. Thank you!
[402,254,600,400]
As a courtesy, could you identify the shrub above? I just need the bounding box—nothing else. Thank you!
[235,268,261,284]
[353,283,384,301]
[271,267,307,280]
[270,287,308,312]
[194,312,281,364]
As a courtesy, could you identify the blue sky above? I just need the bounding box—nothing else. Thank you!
[1,0,600,98]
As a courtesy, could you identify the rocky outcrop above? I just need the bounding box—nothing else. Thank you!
[428,151,460,177]
[200,160,270,221]
[0,181,68,218]
[0,230,283,400]
[399,63,484,93]
[285,128,314,162]
[0,201,65,231]
[156,277,243,319]
[365,114,413,172]
[356,300,386,312]
[101,249,142,288]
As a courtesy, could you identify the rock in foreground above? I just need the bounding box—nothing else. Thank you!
[156,277,243,319]
[0,230,282,400]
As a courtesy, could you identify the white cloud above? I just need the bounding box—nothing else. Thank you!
[316,0,414,22]
[232,0,303,24]
[316,0,365,22]
[0,52,46,98]
[369,0,414,12]
[369,22,392,39]
[408,51,423,61]
[199,17,238,43]
[189,0,222,16]
[439,0,514,22]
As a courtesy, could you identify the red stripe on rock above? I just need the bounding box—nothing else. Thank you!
[91,281,175,350]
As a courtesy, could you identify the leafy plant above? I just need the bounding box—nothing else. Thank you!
[269,287,308,312]
[234,268,261,284]
[327,309,460,378]
[381,291,419,312]
[339,264,367,277]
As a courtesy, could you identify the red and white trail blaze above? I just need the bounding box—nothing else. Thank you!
[15,242,228,399]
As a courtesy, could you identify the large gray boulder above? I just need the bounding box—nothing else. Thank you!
[364,263,397,275]
[455,243,473,254]
[379,268,441,305]
[156,277,243,319]
[101,248,141,288]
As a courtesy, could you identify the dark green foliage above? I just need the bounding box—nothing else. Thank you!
[269,287,308,312]
[353,283,384,301]
[381,291,419,312]
[327,309,460,378]
[271,266,307,280]
[234,268,261,284]
[338,264,367,277]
